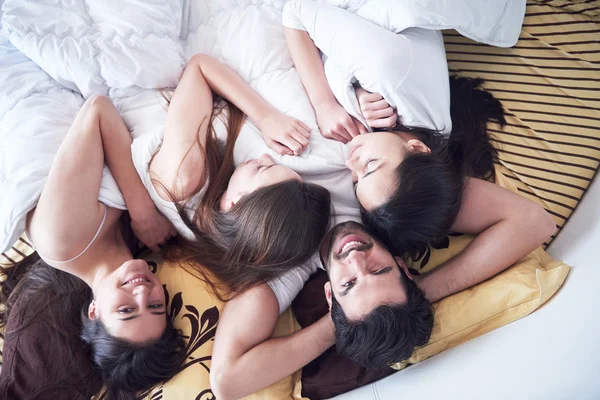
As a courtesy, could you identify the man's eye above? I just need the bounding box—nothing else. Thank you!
[149,304,164,309]
[118,308,134,314]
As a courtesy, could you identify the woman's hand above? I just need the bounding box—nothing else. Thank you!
[258,111,311,156]
[355,87,397,129]
[130,208,177,253]
[315,98,367,143]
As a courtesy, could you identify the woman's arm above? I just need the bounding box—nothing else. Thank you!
[417,178,556,303]
[92,97,176,252]
[27,96,120,274]
[285,27,365,142]
[210,284,334,400]
[151,55,309,196]
[196,54,310,155]
[28,96,177,268]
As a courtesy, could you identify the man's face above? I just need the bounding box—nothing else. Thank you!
[320,221,409,321]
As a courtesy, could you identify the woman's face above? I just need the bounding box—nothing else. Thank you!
[220,154,302,211]
[346,132,430,211]
[89,259,167,344]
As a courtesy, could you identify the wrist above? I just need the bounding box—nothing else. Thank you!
[127,195,158,222]
[312,93,338,112]
[318,314,336,349]
[255,105,276,132]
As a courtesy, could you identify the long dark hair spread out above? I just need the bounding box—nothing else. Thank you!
[0,255,185,400]
[164,98,331,298]
[362,76,506,257]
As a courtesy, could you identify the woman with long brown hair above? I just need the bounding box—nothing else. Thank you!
[134,54,331,296]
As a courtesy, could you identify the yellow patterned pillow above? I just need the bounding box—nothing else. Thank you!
[139,254,307,400]
[0,240,305,399]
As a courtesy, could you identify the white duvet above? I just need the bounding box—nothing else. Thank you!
[0,0,525,253]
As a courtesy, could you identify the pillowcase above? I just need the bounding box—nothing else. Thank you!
[392,172,570,369]
[140,253,307,400]
[0,241,306,399]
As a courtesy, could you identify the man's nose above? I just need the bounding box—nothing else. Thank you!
[345,250,368,273]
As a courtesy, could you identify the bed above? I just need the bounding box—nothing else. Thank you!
[0,0,598,399]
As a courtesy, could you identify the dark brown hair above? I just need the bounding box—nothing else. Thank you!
[0,254,185,400]
[362,76,506,257]
[162,96,331,299]
[330,263,433,368]
[0,254,102,399]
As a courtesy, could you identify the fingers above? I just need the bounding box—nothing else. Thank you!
[331,126,352,142]
[170,226,178,237]
[352,117,368,135]
[364,106,395,121]
[281,135,305,155]
[362,91,383,103]
[329,131,349,144]
[368,113,398,129]
[292,131,309,149]
[362,98,389,112]
[266,138,294,156]
[356,88,382,103]
[295,120,312,138]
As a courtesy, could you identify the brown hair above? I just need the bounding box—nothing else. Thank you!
[161,94,331,299]
[0,254,185,400]
[0,255,102,399]
[362,76,505,257]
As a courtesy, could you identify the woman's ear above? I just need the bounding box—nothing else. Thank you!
[324,282,333,310]
[88,300,99,320]
[219,190,241,212]
[395,256,414,281]
[406,139,431,155]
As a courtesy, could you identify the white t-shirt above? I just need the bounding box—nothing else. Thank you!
[282,0,452,135]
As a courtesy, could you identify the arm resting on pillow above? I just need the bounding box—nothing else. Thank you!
[418,177,556,303]
[210,283,335,400]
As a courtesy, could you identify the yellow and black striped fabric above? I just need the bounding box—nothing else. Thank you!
[0,236,33,268]
[445,0,600,246]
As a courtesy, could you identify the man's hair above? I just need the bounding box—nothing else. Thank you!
[362,76,505,259]
[330,266,434,368]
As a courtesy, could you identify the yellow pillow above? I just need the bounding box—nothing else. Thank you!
[140,254,307,400]
[0,241,306,399]
[392,172,571,369]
